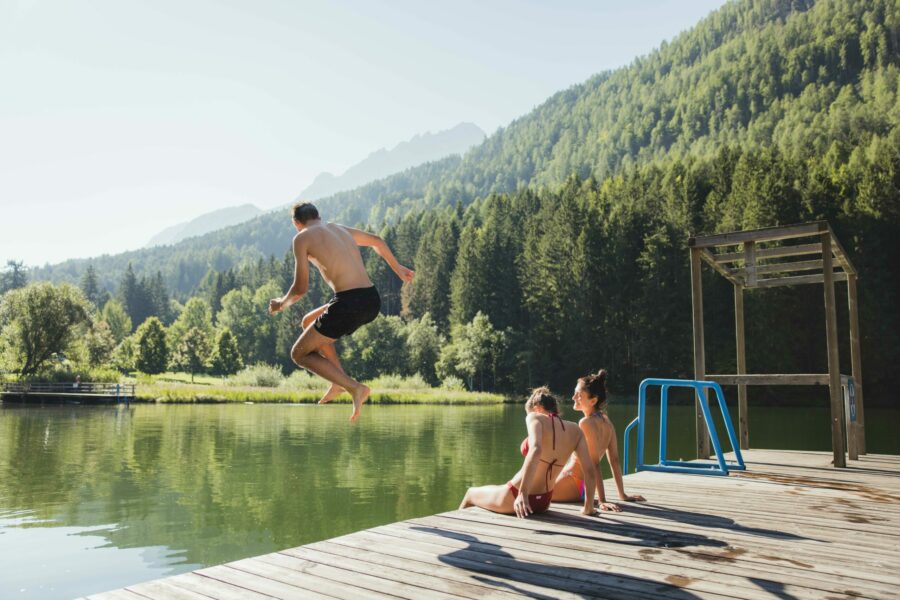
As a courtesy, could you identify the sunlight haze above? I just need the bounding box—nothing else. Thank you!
[0,0,727,266]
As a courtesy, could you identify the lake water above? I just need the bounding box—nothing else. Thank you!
[1,401,898,599]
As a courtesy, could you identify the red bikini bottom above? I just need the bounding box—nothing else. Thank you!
[507,483,553,514]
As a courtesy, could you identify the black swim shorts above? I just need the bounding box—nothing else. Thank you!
[314,286,381,339]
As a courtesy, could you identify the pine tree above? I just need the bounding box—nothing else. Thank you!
[80,264,103,308]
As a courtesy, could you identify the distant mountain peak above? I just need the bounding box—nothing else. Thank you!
[145,203,263,248]
[296,122,485,202]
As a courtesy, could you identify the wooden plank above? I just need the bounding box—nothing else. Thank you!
[227,556,384,600]
[689,222,826,249]
[162,572,275,600]
[125,580,214,600]
[732,258,823,276]
[310,539,531,600]
[690,247,710,459]
[822,234,846,468]
[196,564,336,600]
[320,535,592,600]
[750,271,847,288]
[706,374,830,386]
[848,274,866,455]
[261,551,460,600]
[714,243,822,263]
[733,284,748,450]
[84,590,150,600]
[282,546,471,600]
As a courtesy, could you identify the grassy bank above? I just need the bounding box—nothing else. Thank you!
[129,372,507,405]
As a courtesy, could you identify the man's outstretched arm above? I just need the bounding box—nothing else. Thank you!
[344,226,414,283]
[269,234,309,314]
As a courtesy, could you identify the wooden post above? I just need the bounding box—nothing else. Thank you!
[734,283,749,450]
[690,248,711,459]
[848,274,866,455]
[822,235,846,468]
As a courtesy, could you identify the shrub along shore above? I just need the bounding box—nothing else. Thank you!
[129,370,507,405]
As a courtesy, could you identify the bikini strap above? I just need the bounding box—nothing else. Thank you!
[550,413,565,450]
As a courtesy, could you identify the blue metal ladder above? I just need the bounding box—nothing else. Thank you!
[624,378,746,476]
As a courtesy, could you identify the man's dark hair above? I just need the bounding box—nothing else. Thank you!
[292,202,319,224]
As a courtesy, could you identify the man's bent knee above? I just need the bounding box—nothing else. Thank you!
[291,344,311,367]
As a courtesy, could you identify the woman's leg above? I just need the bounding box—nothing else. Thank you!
[459,484,516,513]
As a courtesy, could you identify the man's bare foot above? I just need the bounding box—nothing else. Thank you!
[318,384,344,404]
[349,385,370,422]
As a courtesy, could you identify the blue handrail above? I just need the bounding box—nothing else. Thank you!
[624,378,745,476]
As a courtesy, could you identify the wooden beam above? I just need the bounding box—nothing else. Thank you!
[848,274,866,455]
[706,374,830,386]
[822,234,846,468]
[751,272,848,289]
[699,249,740,284]
[690,248,710,459]
[744,241,757,287]
[823,224,858,276]
[713,243,822,263]
[689,222,827,249]
[734,284,749,450]
[732,259,823,277]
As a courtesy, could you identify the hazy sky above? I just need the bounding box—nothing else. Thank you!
[0,0,727,266]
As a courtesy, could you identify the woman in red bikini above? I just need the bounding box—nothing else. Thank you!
[554,369,646,510]
[459,387,598,518]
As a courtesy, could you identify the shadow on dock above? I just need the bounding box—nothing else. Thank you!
[415,524,703,599]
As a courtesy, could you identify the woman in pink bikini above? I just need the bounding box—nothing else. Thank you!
[554,369,646,510]
[459,387,598,518]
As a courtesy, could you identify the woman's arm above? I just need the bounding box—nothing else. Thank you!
[580,418,620,512]
[513,414,544,518]
[607,428,646,502]
[572,433,598,516]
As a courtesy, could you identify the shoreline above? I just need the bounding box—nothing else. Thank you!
[135,382,509,405]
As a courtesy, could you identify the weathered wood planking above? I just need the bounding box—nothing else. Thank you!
[85,450,900,599]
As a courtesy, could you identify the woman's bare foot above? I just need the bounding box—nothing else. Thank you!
[349,384,370,422]
[318,384,344,404]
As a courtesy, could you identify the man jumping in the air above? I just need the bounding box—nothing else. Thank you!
[268,202,414,422]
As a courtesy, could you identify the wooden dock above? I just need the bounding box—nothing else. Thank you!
[84,450,900,599]
[0,382,135,403]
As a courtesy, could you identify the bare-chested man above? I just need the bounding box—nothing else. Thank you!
[268,202,414,422]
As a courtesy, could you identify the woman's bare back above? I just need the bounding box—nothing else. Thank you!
[511,413,584,494]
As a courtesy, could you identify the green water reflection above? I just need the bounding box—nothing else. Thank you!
[1,401,897,599]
